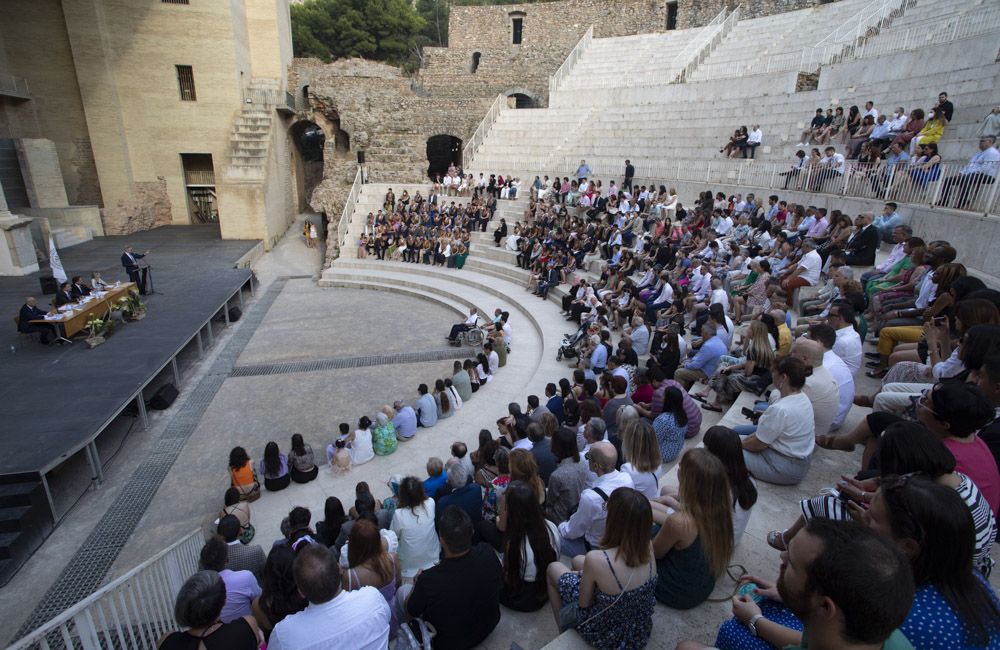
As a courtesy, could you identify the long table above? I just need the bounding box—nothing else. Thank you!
[32,282,137,337]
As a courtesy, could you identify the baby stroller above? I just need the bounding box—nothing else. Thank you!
[556,321,589,361]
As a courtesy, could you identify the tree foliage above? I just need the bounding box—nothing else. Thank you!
[291,0,426,65]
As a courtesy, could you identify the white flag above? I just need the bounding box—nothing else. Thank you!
[49,236,67,284]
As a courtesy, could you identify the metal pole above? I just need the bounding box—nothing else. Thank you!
[40,473,58,527]
[88,442,104,485]
[171,357,180,385]
[195,330,204,358]
[136,394,149,430]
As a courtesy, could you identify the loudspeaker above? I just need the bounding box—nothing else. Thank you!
[149,383,179,410]
[357,150,365,165]
[39,276,58,295]
[227,306,242,322]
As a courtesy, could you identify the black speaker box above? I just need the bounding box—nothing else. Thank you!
[149,383,179,410]
[228,306,242,322]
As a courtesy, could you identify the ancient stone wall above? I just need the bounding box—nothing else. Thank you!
[418,0,670,104]
[100,180,172,236]
[676,0,822,29]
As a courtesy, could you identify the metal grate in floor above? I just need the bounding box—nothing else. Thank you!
[230,348,472,378]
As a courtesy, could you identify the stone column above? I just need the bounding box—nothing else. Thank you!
[0,184,41,276]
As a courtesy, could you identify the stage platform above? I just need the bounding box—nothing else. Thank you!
[0,226,258,536]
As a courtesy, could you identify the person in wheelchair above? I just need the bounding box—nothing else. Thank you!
[447,307,479,343]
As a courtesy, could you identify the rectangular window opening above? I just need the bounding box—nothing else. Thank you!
[512,18,523,45]
[176,65,196,101]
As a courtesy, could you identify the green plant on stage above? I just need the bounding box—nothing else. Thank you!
[122,289,147,319]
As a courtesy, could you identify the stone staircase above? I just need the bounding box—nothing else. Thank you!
[50,225,92,249]
[224,79,280,182]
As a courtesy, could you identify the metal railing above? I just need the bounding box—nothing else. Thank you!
[8,530,204,650]
[548,25,594,96]
[840,4,1000,61]
[671,6,739,83]
[337,166,364,254]
[469,156,1000,216]
[461,93,506,171]
[0,72,30,98]
[800,0,908,71]
[242,81,284,108]
[183,170,215,186]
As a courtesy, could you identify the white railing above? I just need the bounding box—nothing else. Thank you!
[800,0,907,71]
[337,166,364,254]
[476,156,1000,216]
[8,530,204,650]
[548,25,594,97]
[671,6,739,83]
[461,93,506,171]
[844,4,1000,61]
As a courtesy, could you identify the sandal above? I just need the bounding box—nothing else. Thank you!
[700,403,723,413]
[865,368,887,379]
[691,394,708,403]
[853,395,873,407]
[767,530,788,551]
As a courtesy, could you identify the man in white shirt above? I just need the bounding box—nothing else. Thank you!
[716,213,734,236]
[792,338,839,436]
[780,238,822,294]
[269,544,390,650]
[745,125,763,159]
[811,146,846,192]
[625,316,650,355]
[828,302,863,375]
[558,441,633,557]
[862,100,878,121]
[939,135,1000,209]
[484,341,500,375]
[811,324,855,430]
[447,307,479,342]
[886,107,909,136]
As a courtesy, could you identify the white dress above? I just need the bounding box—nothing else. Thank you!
[348,428,374,465]
[391,500,441,577]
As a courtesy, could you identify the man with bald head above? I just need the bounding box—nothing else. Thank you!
[791,338,839,436]
[557,440,633,557]
[18,297,56,345]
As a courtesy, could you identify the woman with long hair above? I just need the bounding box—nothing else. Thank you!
[500,481,559,612]
[258,441,290,492]
[314,496,347,548]
[620,419,663,499]
[433,378,453,419]
[220,487,255,544]
[228,446,259,501]
[390,476,439,579]
[288,433,318,484]
[345,519,401,640]
[547,487,657,649]
[250,546,307,641]
[509,448,545,504]
[703,426,757,544]
[651,386,688,464]
[699,320,775,411]
[651,448,734,609]
[482,447,512,522]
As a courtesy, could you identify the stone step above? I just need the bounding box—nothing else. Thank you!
[50,225,93,249]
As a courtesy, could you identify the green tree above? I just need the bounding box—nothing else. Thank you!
[291,0,425,65]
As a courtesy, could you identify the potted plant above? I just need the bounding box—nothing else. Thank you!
[122,289,147,321]
[84,314,114,348]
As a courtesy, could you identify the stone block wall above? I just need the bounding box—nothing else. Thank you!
[418,0,670,104]
[101,180,172,236]
[677,0,821,29]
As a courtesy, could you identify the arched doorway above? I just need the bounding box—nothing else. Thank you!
[426,134,462,179]
[289,120,326,212]
[508,93,535,109]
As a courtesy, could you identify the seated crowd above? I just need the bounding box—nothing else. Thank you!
[782,93,999,209]
[162,164,1000,649]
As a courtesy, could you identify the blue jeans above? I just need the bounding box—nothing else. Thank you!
[733,424,757,436]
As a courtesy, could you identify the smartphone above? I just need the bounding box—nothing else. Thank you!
[737,582,764,604]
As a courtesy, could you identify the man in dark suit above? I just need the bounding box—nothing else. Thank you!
[843,212,879,266]
[623,159,635,192]
[121,246,149,294]
[70,276,91,299]
[18,297,55,345]
[53,282,76,307]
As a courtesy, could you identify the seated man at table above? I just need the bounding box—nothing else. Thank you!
[70,276,91,299]
[53,282,77,307]
[18,297,55,345]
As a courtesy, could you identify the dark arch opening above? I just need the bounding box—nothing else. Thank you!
[426,134,462,180]
[289,120,325,212]
[471,52,481,74]
[508,93,535,109]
